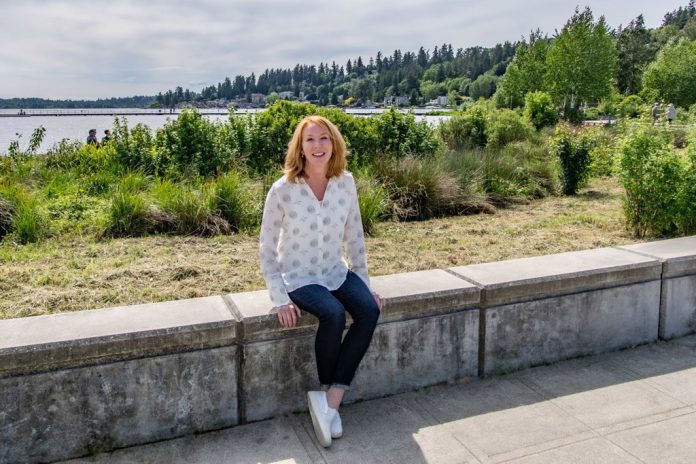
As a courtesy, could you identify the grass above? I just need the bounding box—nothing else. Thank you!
[0,177,642,320]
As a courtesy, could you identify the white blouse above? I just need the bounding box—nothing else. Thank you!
[259,172,370,307]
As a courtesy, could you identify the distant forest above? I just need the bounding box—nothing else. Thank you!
[0,96,155,110]
[2,2,695,109]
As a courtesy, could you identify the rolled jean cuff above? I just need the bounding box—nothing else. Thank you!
[330,383,350,391]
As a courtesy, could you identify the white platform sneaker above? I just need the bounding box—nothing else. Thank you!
[307,391,336,447]
[331,410,343,438]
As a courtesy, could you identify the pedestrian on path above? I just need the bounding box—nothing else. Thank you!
[259,115,384,448]
[667,103,677,125]
[651,103,660,125]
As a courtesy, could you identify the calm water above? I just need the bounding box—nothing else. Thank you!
[0,108,449,154]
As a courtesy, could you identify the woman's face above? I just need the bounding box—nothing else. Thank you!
[301,123,333,172]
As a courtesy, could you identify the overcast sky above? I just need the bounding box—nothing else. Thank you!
[0,0,687,99]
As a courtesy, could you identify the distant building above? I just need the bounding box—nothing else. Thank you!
[250,93,266,105]
[384,96,409,106]
[278,91,293,100]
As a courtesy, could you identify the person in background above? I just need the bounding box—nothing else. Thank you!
[101,129,112,144]
[86,129,99,147]
[666,103,677,125]
[651,103,660,125]
[259,115,384,448]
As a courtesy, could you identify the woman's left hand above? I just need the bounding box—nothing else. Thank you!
[372,291,385,311]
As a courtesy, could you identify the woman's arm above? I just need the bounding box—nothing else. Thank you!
[259,185,292,307]
[343,175,370,288]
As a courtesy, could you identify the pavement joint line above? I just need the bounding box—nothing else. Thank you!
[288,413,325,463]
[603,434,651,464]
[492,434,600,464]
[600,408,696,438]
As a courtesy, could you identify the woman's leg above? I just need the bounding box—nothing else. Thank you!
[288,284,346,387]
[329,271,381,393]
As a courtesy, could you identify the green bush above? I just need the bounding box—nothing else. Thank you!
[617,95,644,119]
[437,104,488,150]
[524,91,558,129]
[0,194,15,240]
[156,108,234,177]
[485,109,535,148]
[619,129,686,237]
[553,126,592,195]
[371,108,439,158]
[112,118,157,174]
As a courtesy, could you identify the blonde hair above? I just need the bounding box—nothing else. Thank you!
[284,115,347,182]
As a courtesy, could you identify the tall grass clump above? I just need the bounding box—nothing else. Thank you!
[373,156,462,220]
[207,171,260,232]
[619,129,685,237]
[106,191,152,237]
[152,180,229,235]
[0,185,45,244]
[353,168,390,235]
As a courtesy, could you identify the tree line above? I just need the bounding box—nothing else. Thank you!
[155,42,518,108]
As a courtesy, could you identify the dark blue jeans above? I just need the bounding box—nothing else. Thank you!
[288,271,380,389]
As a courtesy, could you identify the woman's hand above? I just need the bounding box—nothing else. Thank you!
[372,292,385,311]
[275,303,302,328]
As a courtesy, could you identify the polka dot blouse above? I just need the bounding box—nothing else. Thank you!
[259,172,370,307]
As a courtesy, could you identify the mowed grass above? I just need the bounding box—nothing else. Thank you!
[0,177,642,320]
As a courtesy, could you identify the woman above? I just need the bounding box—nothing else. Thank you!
[259,115,384,447]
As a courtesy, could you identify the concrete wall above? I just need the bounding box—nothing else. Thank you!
[1,238,694,463]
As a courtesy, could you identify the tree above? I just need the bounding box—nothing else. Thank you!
[643,38,696,107]
[468,74,498,100]
[616,15,658,95]
[494,30,550,108]
[545,7,617,113]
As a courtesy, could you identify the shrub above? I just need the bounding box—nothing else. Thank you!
[485,109,535,148]
[553,126,592,195]
[437,104,488,150]
[156,108,233,177]
[371,108,439,158]
[524,91,558,129]
[112,118,157,174]
[619,129,686,237]
[617,95,644,119]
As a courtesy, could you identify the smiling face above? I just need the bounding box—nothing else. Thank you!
[301,123,334,174]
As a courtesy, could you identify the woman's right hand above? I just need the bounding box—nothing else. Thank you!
[275,303,302,328]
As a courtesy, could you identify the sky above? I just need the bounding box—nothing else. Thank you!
[0,0,688,100]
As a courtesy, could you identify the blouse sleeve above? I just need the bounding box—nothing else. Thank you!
[259,185,291,307]
[343,175,371,289]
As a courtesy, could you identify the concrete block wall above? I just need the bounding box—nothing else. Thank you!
[1,237,695,463]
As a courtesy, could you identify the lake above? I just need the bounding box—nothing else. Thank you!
[0,108,449,154]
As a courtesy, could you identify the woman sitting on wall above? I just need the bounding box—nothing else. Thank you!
[259,115,384,448]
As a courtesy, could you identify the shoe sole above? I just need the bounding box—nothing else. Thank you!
[307,391,332,447]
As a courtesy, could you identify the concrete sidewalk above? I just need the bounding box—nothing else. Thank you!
[61,335,696,464]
